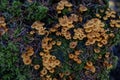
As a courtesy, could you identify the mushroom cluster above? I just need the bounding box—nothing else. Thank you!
[103,9,116,20]
[58,15,74,39]
[41,37,53,52]
[21,46,34,65]
[31,21,47,35]
[0,16,8,36]
[20,0,120,79]
[73,28,86,40]
[103,52,113,69]
[56,0,72,14]
[58,14,81,40]
[79,4,88,13]
[69,50,82,64]
[84,18,109,47]
[39,52,60,76]
[84,61,96,73]
[110,20,120,28]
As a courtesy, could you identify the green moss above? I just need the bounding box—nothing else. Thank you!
[0,0,48,21]
[0,41,32,80]
[25,3,48,21]
[0,0,9,11]
[8,1,22,17]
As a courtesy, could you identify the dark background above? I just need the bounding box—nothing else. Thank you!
[109,0,120,80]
